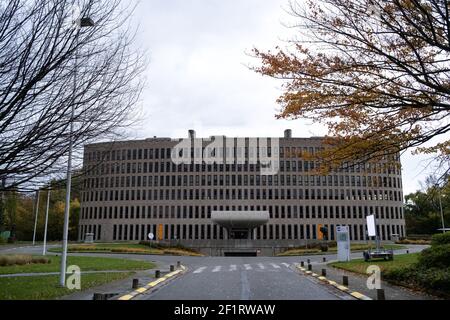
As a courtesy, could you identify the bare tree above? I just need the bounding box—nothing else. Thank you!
[0,0,146,190]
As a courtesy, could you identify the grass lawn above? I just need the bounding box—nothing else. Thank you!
[329,253,420,274]
[278,244,405,256]
[49,242,203,256]
[0,255,155,275]
[0,272,133,300]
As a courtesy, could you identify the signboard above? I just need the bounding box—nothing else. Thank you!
[317,224,323,240]
[148,232,154,240]
[336,226,350,262]
[366,215,376,237]
[158,224,163,241]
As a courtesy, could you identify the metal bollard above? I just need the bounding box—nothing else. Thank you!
[132,279,139,289]
[377,289,386,300]
[170,265,175,272]
[323,257,327,263]
[343,275,349,286]
[322,269,327,277]
[177,261,181,268]
[300,261,304,267]
[93,293,106,301]
[406,250,409,254]
[307,259,311,264]
[155,270,161,278]
[308,264,312,271]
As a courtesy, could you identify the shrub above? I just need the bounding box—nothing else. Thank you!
[417,244,450,269]
[431,233,450,246]
[0,255,50,267]
[396,239,431,245]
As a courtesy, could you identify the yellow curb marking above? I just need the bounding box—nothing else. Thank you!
[311,273,319,277]
[337,285,349,291]
[328,281,337,286]
[318,276,327,281]
[118,266,187,301]
[350,291,364,299]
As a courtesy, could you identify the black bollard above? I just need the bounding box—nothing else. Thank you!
[343,275,349,286]
[170,265,175,272]
[308,264,312,271]
[323,257,327,263]
[177,261,181,268]
[93,293,106,300]
[132,279,139,289]
[322,269,327,277]
[300,261,304,267]
[155,270,161,278]
[377,289,386,300]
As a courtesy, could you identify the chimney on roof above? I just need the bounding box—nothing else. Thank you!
[284,129,292,138]
[188,130,196,139]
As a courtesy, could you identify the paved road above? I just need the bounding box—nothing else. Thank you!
[135,257,351,300]
[0,244,429,300]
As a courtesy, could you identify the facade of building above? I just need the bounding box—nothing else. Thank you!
[79,130,406,254]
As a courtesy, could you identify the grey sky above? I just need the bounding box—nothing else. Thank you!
[128,0,441,195]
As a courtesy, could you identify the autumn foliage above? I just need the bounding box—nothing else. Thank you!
[254,0,450,175]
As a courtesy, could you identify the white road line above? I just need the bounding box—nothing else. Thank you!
[229,265,237,271]
[270,263,281,269]
[212,266,222,272]
[257,263,265,269]
[282,263,290,268]
[244,264,252,270]
[193,267,207,274]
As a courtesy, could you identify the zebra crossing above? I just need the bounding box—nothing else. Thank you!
[191,262,294,274]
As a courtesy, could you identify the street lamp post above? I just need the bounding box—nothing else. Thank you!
[32,190,40,246]
[43,189,51,255]
[438,189,446,234]
[59,16,95,288]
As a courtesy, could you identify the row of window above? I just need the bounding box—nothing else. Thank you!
[82,188,403,203]
[84,174,402,189]
[79,223,405,242]
[86,145,399,164]
[85,160,401,177]
[81,205,404,221]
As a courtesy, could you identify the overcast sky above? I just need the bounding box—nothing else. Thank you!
[127,0,441,195]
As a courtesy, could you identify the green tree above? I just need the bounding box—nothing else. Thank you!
[405,177,450,234]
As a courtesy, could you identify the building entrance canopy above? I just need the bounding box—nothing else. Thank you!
[211,211,270,229]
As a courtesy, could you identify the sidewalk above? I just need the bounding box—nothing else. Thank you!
[308,260,439,300]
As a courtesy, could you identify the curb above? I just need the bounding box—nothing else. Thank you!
[296,264,372,301]
[117,265,187,300]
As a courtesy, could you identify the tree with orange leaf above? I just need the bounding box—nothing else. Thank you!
[254,0,450,180]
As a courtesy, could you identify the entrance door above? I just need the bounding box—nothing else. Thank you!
[230,229,249,239]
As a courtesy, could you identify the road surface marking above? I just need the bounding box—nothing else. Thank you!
[282,263,290,268]
[244,264,252,270]
[229,265,237,271]
[257,263,265,269]
[270,263,281,269]
[212,266,222,272]
[193,267,206,274]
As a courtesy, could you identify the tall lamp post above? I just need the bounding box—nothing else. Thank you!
[438,187,446,234]
[59,16,95,288]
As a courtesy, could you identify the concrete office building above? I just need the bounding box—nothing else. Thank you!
[79,130,406,255]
